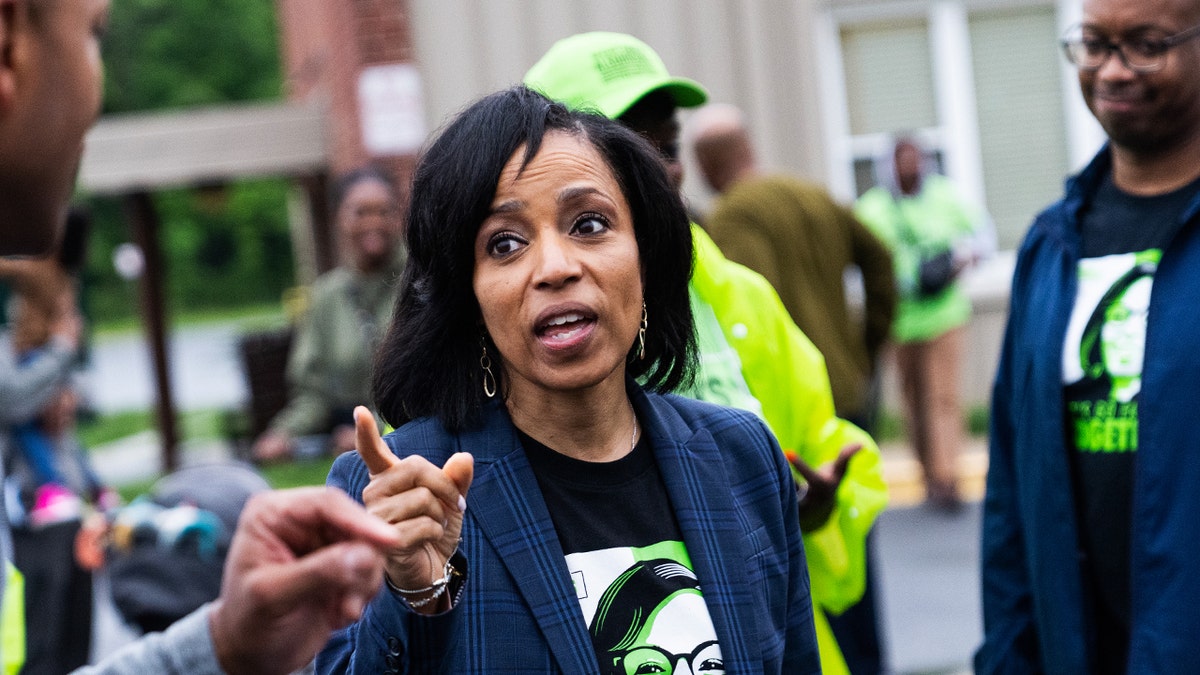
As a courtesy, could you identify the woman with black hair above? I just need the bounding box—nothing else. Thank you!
[318,86,818,673]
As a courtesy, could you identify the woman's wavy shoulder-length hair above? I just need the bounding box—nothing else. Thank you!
[373,85,696,431]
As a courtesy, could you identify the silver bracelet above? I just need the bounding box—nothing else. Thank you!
[386,540,462,605]
[396,578,449,609]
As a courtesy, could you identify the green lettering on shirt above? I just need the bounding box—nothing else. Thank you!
[1074,400,1138,453]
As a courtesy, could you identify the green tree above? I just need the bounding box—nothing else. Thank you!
[102,0,282,113]
[84,0,295,324]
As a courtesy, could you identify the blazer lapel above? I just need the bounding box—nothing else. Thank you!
[459,404,598,672]
[637,391,757,671]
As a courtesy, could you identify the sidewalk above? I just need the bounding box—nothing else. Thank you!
[89,431,234,487]
[879,435,989,508]
[875,435,987,675]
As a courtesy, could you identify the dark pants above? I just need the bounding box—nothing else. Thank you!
[825,528,885,675]
[13,520,93,675]
[834,398,887,675]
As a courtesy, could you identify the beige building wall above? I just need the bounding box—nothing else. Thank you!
[405,0,1103,415]
[407,0,830,211]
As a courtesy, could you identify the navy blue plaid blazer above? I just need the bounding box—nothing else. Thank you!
[317,385,819,674]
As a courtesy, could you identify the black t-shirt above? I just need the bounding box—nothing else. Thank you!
[1079,172,1198,257]
[1064,170,1200,671]
[522,430,681,554]
[520,430,725,675]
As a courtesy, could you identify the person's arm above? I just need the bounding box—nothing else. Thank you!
[253,286,339,460]
[779,322,887,615]
[942,177,996,266]
[71,604,223,675]
[690,228,887,617]
[75,487,399,675]
[317,409,472,674]
[844,207,897,363]
[974,292,1041,674]
[764,420,822,674]
[856,191,923,298]
[265,285,336,439]
[787,443,862,533]
[706,203,785,294]
[0,321,79,424]
[746,282,885,612]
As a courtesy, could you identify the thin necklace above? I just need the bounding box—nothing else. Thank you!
[629,405,639,452]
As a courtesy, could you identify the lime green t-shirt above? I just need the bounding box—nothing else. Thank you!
[854,175,982,343]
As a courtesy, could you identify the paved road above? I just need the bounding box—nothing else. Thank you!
[84,323,249,413]
[875,501,981,674]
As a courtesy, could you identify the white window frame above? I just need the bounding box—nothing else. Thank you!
[816,0,1101,205]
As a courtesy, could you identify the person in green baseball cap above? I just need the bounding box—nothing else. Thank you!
[523,31,707,120]
[525,31,706,190]
[526,32,889,675]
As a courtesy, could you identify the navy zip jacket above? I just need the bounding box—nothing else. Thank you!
[977,147,1200,673]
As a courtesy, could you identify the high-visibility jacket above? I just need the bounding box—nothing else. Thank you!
[2,561,24,675]
[687,225,888,674]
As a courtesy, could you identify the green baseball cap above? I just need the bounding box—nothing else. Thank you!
[524,32,708,120]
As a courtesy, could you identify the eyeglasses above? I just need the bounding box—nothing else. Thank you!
[1061,22,1200,73]
[611,641,723,675]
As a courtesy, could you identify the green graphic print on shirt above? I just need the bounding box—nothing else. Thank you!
[1062,249,1159,453]
[565,541,725,675]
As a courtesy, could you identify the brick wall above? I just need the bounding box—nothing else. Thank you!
[275,0,418,218]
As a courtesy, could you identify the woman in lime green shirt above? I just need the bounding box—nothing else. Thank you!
[855,137,992,508]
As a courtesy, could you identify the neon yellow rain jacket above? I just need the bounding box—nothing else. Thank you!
[689,225,888,674]
[3,562,24,675]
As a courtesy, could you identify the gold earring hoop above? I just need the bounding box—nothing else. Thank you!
[481,340,497,398]
[637,301,648,361]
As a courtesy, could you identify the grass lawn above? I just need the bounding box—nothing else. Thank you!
[79,409,157,448]
[114,455,337,504]
[85,406,338,502]
[80,407,231,447]
[90,303,287,341]
[258,455,339,490]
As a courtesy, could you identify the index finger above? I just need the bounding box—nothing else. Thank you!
[251,486,401,552]
[831,443,864,480]
[783,449,822,485]
[354,406,399,476]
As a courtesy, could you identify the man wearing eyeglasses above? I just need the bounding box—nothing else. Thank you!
[978,0,1200,673]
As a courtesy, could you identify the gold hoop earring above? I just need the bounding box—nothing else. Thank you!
[481,341,497,398]
[638,301,647,361]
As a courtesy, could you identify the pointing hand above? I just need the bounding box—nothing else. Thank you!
[354,406,473,612]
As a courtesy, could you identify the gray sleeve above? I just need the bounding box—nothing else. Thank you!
[72,605,225,675]
[0,338,75,424]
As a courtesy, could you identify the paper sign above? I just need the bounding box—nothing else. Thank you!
[358,63,426,156]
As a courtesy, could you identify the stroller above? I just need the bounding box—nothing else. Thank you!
[105,462,269,634]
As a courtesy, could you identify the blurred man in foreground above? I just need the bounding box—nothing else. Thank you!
[0,1,398,672]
